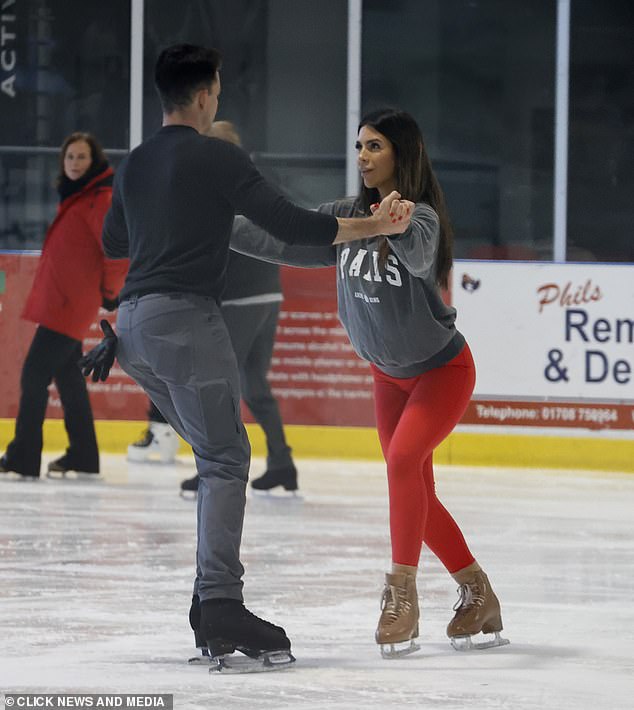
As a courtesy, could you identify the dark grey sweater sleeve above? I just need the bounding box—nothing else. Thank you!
[102,167,129,259]
[387,203,440,278]
[230,215,336,267]
[217,143,338,247]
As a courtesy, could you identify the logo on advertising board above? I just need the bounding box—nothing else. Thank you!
[536,278,632,388]
[461,273,481,293]
[453,262,634,401]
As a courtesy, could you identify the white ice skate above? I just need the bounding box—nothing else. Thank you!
[127,422,179,464]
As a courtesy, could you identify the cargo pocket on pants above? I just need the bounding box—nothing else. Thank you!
[197,378,242,449]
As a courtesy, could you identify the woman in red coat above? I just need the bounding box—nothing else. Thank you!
[0,132,128,479]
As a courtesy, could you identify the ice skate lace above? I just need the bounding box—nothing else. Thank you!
[380,584,412,625]
[242,606,282,632]
[453,581,485,615]
[132,429,152,446]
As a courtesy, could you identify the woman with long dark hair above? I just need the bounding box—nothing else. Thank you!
[0,132,127,479]
[230,108,508,657]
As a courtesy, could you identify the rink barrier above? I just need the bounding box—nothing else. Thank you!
[1,419,633,473]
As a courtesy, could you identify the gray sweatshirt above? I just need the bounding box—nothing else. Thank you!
[231,197,465,378]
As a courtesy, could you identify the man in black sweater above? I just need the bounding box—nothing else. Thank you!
[102,44,412,670]
[129,121,298,495]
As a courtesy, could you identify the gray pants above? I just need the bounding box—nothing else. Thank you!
[222,301,292,470]
[116,293,250,602]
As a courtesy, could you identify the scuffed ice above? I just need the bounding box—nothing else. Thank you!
[1,455,633,709]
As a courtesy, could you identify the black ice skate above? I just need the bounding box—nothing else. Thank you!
[250,464,298,494]
[187,594,210,662]
[179,474,199,499]
[188,594,285,659]
[190,596,295,673]
[46,455,101,480]
[0,456,40,480]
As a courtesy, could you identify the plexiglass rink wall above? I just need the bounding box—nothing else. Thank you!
[0,0,130,249]
[0,0,632,262]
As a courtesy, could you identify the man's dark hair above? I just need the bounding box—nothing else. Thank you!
[154,44,222,114]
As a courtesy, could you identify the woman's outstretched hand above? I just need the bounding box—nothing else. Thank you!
[370,191,414,235]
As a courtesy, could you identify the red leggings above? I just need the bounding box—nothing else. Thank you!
[371,344,476,573]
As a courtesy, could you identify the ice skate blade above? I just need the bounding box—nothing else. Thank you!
[187,648,211,665]
[379,639,420,659]
[127,455,176,465]
[210,650,296,674]
[0,473,40,482]
[179,490,197,501]
[450,631,510,652]
[46,470,102,481]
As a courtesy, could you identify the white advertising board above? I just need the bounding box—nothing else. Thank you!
[452,260,634,430]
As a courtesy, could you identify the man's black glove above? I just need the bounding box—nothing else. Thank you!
[78,320,118,382]
[101,297,119,312]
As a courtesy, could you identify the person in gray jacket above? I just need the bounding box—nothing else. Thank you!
[230,109,508,659]
[97,44,413,672]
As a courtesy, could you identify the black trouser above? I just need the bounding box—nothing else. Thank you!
[3,326,99,476]
[222,301,292,469]
[148,301,292,470]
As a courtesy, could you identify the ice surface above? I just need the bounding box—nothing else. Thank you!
[1,455,633,709]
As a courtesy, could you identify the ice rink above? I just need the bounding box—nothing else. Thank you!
[1,455,633,709]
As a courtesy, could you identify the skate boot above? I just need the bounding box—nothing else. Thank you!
[127,422,179,464]
[187,593,285,662]
[375,564,420,659]
[195,597,294,673]
[447,562,509,651]
[188,594,211,662]
[0,455,40,479]
[250,464,298,493]
[180,473,200,499]
[47,455,100,480]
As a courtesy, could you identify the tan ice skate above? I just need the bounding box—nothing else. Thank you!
[447,562,509,651]
[375,564,420,659]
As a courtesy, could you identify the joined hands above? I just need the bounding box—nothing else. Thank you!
[370,191,414,235]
